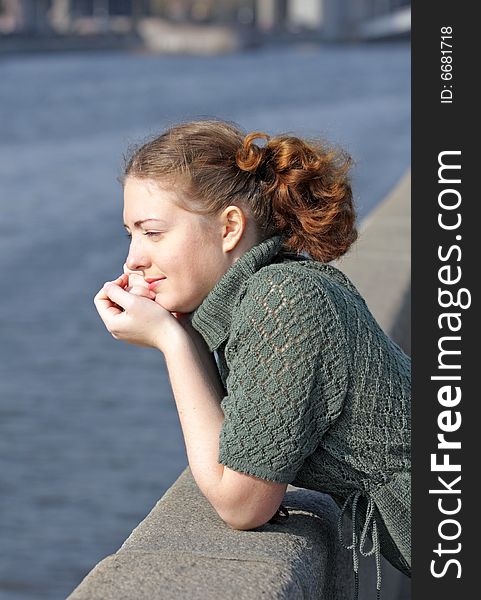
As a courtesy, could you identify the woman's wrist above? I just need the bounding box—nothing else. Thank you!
[157,319,192,355]
[161,316,226,399]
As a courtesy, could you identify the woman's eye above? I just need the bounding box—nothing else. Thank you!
[124,231,162,240]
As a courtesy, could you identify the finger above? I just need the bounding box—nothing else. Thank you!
[129,285,156,299]
[103,282,136,312]
[116,273,130,288]
[102,274,129,291]
[122,265,148,290]
[94,287,124,317]
[128,272,149,289]
[96,277,123,302]
[94,275,129,321]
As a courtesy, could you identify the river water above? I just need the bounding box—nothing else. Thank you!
[0,41,409,599]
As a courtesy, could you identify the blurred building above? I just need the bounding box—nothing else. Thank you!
[254,0,410,39]
[1,0,410,40]
[322,0,411,41]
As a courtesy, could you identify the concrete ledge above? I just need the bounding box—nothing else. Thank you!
[336,170,411,355]
[68,468,354,599]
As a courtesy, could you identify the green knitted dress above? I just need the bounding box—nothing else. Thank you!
[191,234,411,588]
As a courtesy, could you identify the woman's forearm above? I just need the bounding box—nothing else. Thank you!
[177,316,226,399]
[162,328,226,508]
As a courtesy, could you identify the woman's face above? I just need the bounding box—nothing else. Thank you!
[123,177,230,314]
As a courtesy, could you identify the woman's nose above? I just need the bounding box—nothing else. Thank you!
[125,245,151,273]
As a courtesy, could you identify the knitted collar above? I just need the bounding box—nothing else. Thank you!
[190,234,286,351]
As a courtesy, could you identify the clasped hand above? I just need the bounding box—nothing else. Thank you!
[93,268,182,351]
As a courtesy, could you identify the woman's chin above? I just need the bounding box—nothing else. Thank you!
[156,296,188,314]
[154,291,200,315]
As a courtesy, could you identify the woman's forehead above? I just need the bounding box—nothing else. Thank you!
[123,180,179,219]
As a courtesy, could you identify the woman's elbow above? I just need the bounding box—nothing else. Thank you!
[213,467,289,530]
[218,507,277,531]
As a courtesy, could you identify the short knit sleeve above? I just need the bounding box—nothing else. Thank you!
[218,266,349,484]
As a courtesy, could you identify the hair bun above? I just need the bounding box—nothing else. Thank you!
[236,131,270,174]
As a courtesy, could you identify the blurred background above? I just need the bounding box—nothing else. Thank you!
[0,1,410,599]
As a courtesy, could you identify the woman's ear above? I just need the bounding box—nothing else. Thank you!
[220,205,246,253]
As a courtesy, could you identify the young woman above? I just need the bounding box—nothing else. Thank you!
[94,119,411,599]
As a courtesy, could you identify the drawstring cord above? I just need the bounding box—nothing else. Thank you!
[337,490,382,600]
[268,504,290,523]
[268,494,382,598]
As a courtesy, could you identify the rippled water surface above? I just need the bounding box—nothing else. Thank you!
[0,42,409,599]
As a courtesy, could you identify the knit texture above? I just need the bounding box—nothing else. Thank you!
[191,234,411,578]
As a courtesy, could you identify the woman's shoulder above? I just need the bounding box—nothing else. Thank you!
[231,257,358,339]
[242,255,365,306]
[231,258,375,351]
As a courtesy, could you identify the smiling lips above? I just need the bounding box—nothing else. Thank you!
[145,277,166,291]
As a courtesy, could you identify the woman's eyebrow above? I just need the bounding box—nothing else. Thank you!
[123,218,167,229]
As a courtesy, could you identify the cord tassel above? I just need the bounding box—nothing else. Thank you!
[338,491,382,600]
